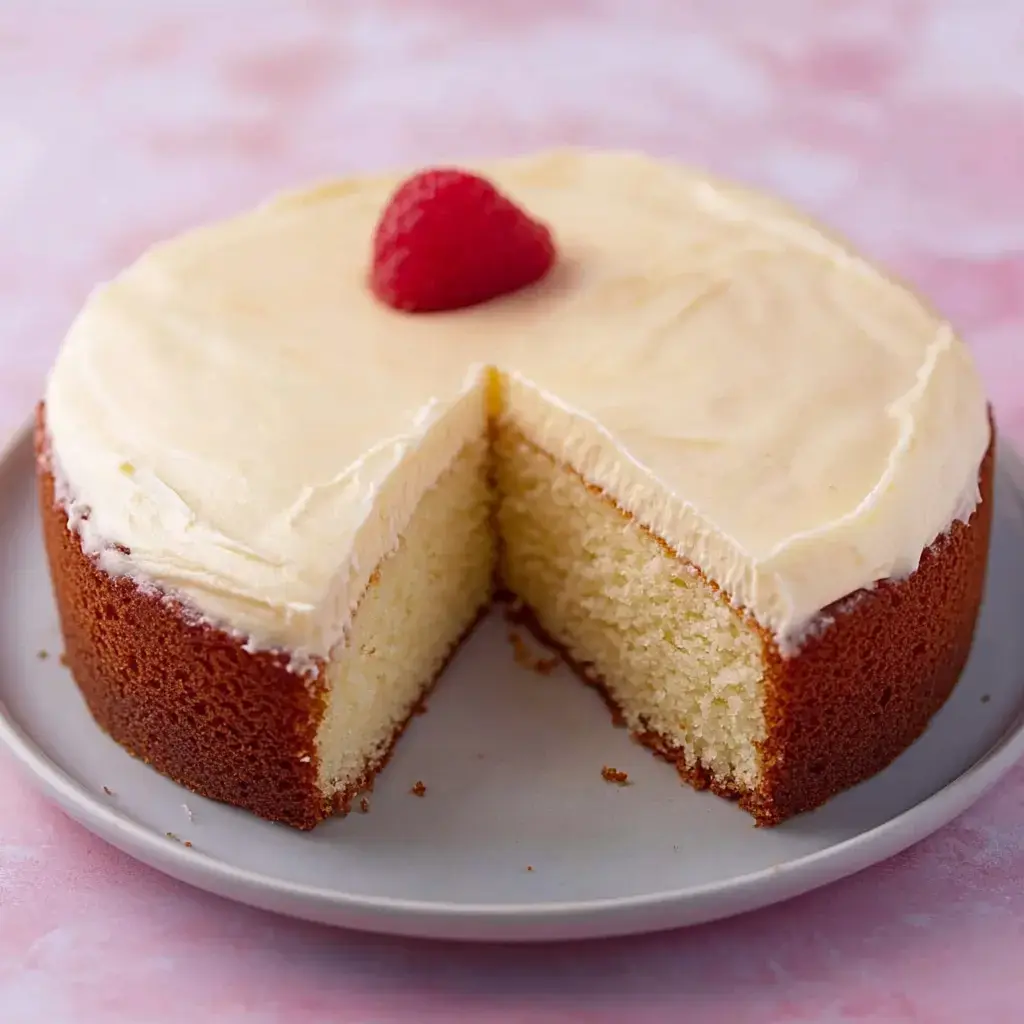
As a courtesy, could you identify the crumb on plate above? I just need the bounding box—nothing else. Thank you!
[506,629,560,676]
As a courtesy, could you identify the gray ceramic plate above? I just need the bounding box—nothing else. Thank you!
[2,421,1023,942]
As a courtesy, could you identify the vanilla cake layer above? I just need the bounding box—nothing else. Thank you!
[317,436,494,803]
[494,425,765,791]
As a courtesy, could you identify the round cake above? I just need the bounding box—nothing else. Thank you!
[37,150,994,829]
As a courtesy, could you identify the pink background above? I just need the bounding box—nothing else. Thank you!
[2,2,1023,1020]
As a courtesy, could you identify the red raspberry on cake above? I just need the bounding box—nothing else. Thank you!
[370,168,556,313]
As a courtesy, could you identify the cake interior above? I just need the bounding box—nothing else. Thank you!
[494,426,766,791]
[316,371,768,810]
[317,436,495,802]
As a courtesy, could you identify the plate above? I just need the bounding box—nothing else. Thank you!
[2,420,1024,942]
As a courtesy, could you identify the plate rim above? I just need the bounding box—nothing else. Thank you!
[3,417,1024,938]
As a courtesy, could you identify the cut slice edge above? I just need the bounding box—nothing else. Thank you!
[313,365,771,814]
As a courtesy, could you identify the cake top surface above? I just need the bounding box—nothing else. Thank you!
[44,150,990,662]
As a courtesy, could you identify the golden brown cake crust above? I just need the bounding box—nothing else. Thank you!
[751,419,996,824]
[37,401,995,829]
[36,405,330,829]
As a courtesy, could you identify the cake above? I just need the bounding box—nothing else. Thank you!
[37,151,994,830]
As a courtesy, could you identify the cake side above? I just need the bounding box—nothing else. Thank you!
[35,406,329,830]
[751,418,996,824]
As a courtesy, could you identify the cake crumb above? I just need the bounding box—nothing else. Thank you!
[981,694,991,704]
[37,649,49,660]
[410,781,427,797]
[166,832,192,848]
[59,652,69,667]
[506,629,560,676]
[526,865,534,872]
[359,797,370,813]
[102,785,113,796]
[601,766,630,786]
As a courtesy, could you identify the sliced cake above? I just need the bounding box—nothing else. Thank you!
[37,151,993,828]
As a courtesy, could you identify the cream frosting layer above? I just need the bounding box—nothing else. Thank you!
[44,150,991,664]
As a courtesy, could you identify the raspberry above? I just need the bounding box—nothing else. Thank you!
[369,168,556,313]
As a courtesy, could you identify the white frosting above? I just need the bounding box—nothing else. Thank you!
[44,150,990,664]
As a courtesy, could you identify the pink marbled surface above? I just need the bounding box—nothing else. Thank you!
[1,2,1023,1021]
